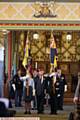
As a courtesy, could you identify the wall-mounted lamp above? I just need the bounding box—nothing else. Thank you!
[2,29,10,35]
[66,32,72,41]
[33,32,39,40]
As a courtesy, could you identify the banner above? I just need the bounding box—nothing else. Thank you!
[22,33,30,68]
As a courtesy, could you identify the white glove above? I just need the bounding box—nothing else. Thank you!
[49,72,55,77]
[33,89,35,96]
[64,85,67,92]
[12,84,16,91]
[57,94,60,97]
[44,74,49,77]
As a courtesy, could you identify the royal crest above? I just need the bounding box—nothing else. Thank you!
[32,1,57,18]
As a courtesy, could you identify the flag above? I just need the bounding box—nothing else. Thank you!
[54,56,57,68]
[50,32,58,72]
[22,33,30,68]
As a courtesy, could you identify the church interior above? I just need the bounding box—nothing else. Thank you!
[1,30,79,99]
[0,0,80,119]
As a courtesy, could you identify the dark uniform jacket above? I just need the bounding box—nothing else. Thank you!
[12,74,23,92]
[45,76,56,96]
[9,80,15,99]
[55,74,67,96]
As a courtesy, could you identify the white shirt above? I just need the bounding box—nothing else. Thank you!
[20,75,35,90]
[41,76,44,84]
[20,74,30,86]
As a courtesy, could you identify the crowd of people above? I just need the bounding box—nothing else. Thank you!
[0,66,80,118]
[8,67,67,115]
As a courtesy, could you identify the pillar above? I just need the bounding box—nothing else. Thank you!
[8,31,12,80]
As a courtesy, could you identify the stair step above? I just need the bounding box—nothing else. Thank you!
[64,97,74,104]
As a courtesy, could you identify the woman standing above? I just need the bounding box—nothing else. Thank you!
[24,79,33,114]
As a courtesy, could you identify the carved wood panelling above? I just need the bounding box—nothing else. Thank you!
[26,31,80,62]
[29,31,47,62]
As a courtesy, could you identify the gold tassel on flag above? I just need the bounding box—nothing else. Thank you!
[54,56,57,68]
[22,57,27,68]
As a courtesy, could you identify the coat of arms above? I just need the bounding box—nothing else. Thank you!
[32,1,57,18]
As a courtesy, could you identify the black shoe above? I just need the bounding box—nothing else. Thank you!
[50,112,57,115]
[15,105,18,107]
[60,108,63,110]
[19,105,23,107]
[28,111,31,114]
[58,107,63,110]
[37,111,41,114]
[19,104,23,107]
[37,111,44,114]
[40,111,44,114]
[37,112,40,114]
[24,111,27,114]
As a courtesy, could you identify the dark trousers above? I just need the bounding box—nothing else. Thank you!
[57,94,64,110]
[36,94,44,113]
[50,94,57,114]
[33,96,37,109]
[15,90,22,107]
[77,103,80,115]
